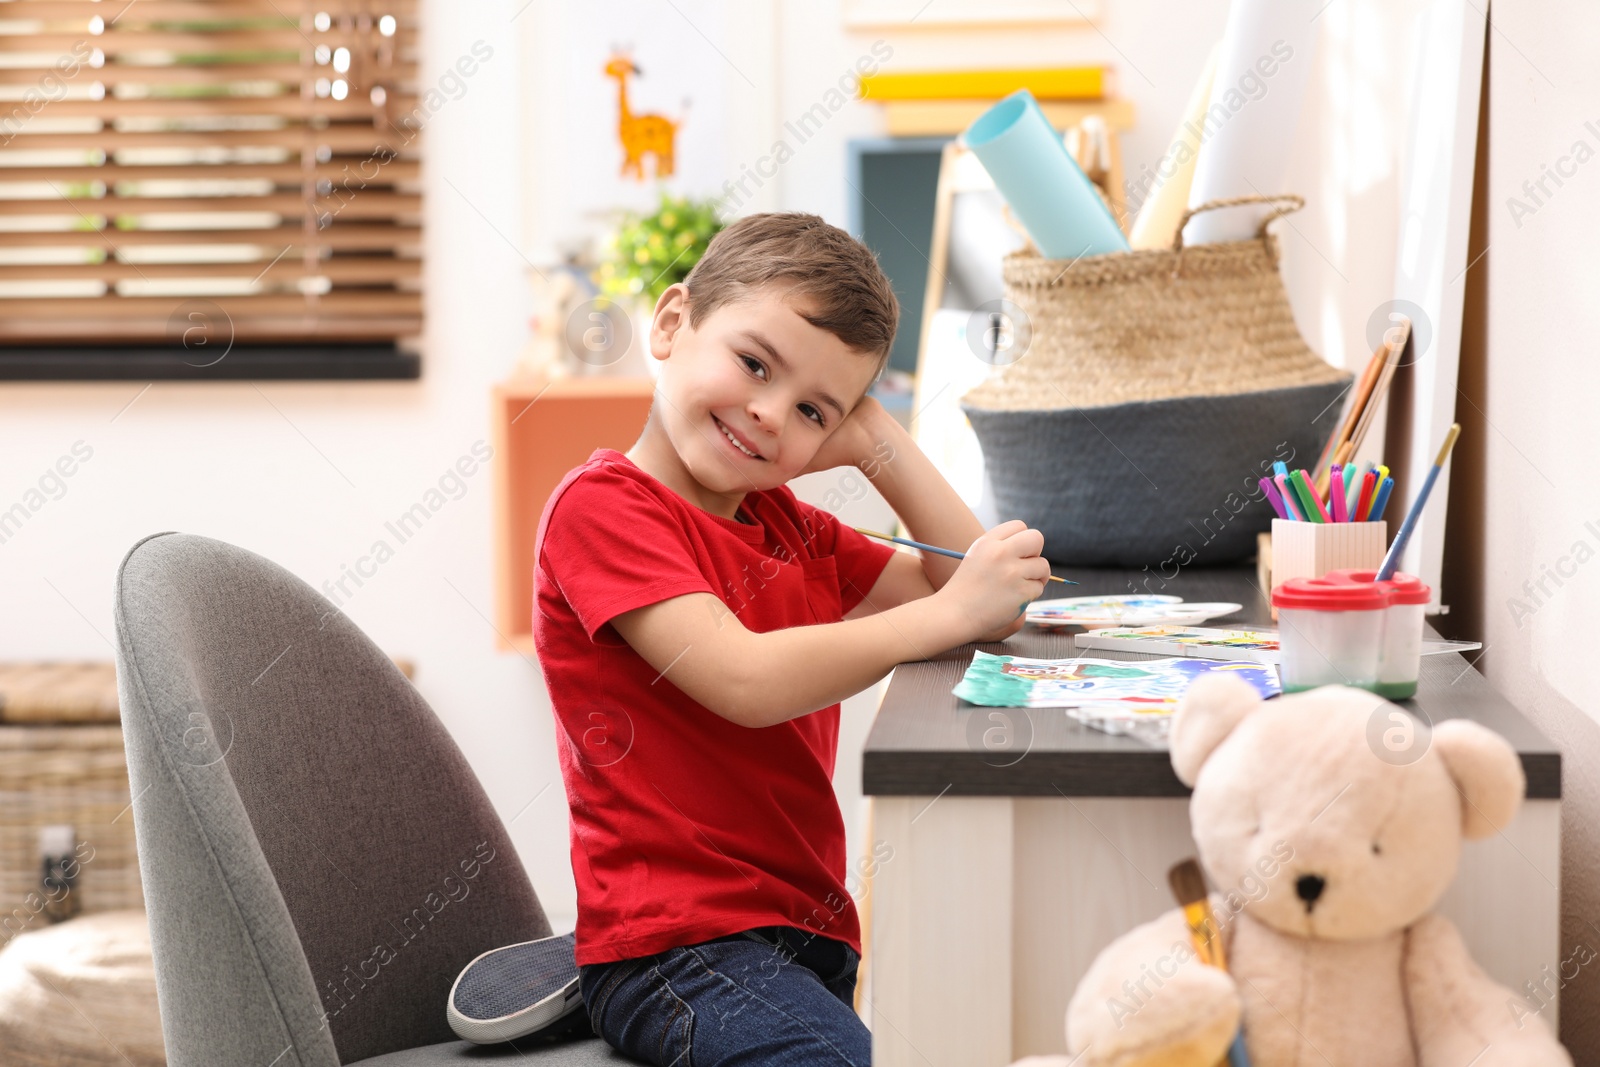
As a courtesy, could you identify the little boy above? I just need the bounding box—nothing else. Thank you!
[533,212,1049,1065]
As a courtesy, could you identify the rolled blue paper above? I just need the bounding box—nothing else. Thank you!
[962,89,1130,260]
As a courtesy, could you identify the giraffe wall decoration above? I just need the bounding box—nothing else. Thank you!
[603,49,683,182]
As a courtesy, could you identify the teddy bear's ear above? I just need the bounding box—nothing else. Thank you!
[1431,719,1525,839]
[1169,672,1264,786]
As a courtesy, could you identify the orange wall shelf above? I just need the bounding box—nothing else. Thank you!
[491,373,655,655]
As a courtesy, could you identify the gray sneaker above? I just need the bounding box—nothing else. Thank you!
[447,931,583,1044]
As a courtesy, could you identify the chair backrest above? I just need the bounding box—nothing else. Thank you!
[114,532,552,1066]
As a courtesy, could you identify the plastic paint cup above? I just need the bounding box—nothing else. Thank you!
[1327,569,1430,700]
[1271,577,1388,693]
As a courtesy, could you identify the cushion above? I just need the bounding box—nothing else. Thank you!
[0,909,164,1066]
[347,1036,630,1065]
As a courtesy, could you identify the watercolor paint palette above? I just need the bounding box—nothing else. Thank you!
[1025,595,1244,629]
[1072,626,1482,665]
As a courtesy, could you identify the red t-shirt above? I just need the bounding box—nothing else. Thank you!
[533,448,897,965]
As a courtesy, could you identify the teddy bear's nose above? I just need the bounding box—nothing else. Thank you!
[1296,874,1326,909]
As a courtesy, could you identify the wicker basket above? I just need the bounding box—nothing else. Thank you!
[0,662,121,724]
[961,195,1352,567]
[0,725,143,941]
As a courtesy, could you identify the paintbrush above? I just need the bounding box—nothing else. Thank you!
[1375,422,1461,581]
[1170,859,1252,1067]
[853,528,1075,583]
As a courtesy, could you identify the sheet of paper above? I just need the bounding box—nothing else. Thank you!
[1072,626,1482,664]
[1182,0,1321,244]
[953,651,1280,709]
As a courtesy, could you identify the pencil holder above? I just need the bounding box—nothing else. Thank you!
[1268,519,1386,620]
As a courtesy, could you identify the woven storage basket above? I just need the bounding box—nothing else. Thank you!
[0,662,121,724]
[0,725,144,939]
[961,195,1352,567]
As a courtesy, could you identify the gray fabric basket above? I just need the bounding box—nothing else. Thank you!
[963,379,1347,567]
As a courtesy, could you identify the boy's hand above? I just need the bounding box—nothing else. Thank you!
[798,395,889,477]
[933,520,1051,639]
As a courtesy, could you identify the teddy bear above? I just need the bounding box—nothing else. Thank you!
[1030,674,1572,1067]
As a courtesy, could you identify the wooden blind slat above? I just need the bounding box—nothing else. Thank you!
[0,254,422,279]
[0,29,419,53]
[0,162,421,184]
[33,97,423,121]
[0,64,387,86]
[0,1,417,18]
[0,223,419,249]
[0,318,423,342]
[0,193,422,217]
[0,129,421,152]
[0,258,420,282]
[0,292,422,317]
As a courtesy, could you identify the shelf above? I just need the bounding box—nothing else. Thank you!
[491,372,655,655]
[880,97,1135,137]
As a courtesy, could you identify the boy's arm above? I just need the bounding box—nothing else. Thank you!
[609,520,1049,729]
[854,398,983,592]
[835,398,1027,640]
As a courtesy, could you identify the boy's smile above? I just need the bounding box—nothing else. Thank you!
[626,281,880,521]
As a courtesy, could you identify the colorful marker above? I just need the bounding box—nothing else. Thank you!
[1294,469,1331,523]
[1367,464,1390,518]
[1330,465,1348,522]
[1259,477,1289,520]
[1274,473,1303,520]
[1369,477,1395,522]
[1354,470,1378,521]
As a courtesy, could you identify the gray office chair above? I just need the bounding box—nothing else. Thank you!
[113,532,630,1065]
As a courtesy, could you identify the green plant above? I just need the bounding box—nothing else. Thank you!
[596,192,724,305]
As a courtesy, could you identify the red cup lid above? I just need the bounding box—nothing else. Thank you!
[1324,568,1432,605]
[1272,575,1391,611]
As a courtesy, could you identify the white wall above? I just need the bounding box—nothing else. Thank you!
[1468,2,1600,1055]
[11,0,1442,939]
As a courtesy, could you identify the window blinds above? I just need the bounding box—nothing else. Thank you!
[0,0,421,346]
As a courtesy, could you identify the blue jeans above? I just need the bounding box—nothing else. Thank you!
[579,925,871,1066]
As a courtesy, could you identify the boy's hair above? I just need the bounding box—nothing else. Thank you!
[681,212,900,380]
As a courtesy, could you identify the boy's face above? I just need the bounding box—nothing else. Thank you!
[643,281,879,500]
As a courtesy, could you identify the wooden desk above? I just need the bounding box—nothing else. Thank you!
[863,565,1560,1066]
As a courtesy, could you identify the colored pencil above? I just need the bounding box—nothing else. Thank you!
[1313,338,1388,495]
[853,528,1076,583]
[1348,326,1409,460]
[1311,344,1382,490]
